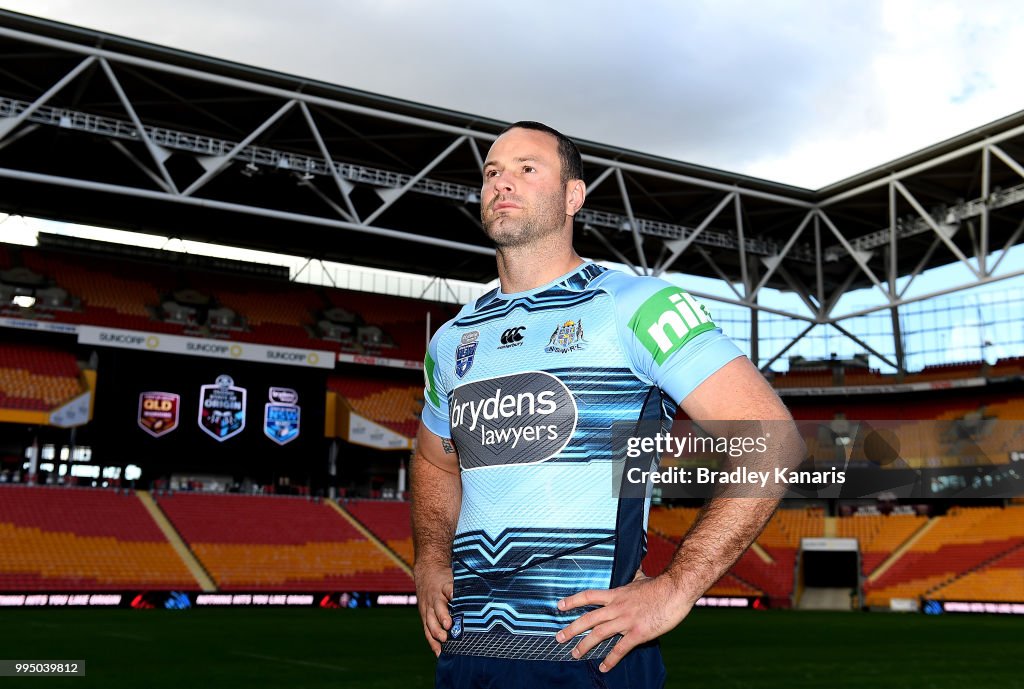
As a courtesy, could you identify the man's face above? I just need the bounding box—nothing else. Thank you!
[480,128,568,248]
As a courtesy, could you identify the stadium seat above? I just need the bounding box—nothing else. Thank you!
[155,493,413,591]
[343,499,414,565]
[0,485,197,590]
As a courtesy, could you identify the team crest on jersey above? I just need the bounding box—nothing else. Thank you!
[544,319,585,353]
[138,392,180,438]
[455,331,479,378]
[450,614,464,639]
[264,387,301,445]
[198,375,247,442]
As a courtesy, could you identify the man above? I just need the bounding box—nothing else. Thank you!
[412,121,801,688]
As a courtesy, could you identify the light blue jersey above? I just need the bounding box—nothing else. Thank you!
[421,263,743,661]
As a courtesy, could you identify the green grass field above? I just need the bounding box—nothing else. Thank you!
[0,608,1020,688]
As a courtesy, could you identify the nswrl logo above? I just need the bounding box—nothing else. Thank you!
[628,287,716,365]
[264,387,301,445]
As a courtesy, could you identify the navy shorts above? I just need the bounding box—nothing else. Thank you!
[435,641,665,689]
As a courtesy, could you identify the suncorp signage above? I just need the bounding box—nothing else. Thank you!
[77,326,333,369]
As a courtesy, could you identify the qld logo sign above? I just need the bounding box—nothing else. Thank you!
[264,387,301,446]
[138,392,180,438]
[198,375,247,442]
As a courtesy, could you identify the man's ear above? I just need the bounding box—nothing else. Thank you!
[566,179,586,217]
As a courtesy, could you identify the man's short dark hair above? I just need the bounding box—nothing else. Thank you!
[499,121,584,186]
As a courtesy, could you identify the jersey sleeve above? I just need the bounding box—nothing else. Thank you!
[609,274,745,405]
[421,320,454,439]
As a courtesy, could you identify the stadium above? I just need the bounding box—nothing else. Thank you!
[0,8,1022,688]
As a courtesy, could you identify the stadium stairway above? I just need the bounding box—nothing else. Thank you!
[864,517,937,583]
[864,506,1024,606]
[340,500,414,566]
[925,539,1024,601]
[328,500,414,576]
[0,485,199,590]
[137,491,217,591]
[154,493,414,591]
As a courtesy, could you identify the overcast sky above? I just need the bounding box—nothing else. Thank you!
[1,1,1023,189]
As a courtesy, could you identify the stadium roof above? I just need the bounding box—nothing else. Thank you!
[1,9,1023,372]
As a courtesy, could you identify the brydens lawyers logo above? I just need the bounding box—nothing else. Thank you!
[449,371,578,471]
[497,325,526,349]
[455,330,479,378]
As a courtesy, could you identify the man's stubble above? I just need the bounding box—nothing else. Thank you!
[482,189,567,250]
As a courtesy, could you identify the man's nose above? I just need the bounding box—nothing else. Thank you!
[488,172,513,194]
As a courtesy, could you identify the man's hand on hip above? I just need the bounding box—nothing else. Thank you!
[554,572,693,672]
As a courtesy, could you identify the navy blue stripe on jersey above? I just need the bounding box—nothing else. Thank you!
[563,262,608,290]
[470,263,608,316]
[453,528,614,576]
[451,528,616,636]
[455,290,604,327]
[611,386,662,589]
[536,368,663,464]
[474,287,500,310]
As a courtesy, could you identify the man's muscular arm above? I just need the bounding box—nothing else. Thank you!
[411,422,461,657]
[555,356,803,672]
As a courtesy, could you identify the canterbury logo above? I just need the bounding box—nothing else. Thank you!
[499,326,526,346]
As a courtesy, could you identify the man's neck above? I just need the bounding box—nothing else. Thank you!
[495,239,584,295]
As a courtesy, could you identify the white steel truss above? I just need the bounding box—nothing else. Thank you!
[0,21,1023,375]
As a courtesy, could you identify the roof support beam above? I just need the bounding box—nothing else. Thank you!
[583,224,642,275]
[829,265,1024,322]
[750,210,815,301]
[0,55,95,141]
[818,119,1024,205]
[586,167,616,196]
[897,235,943,300]
[829,322,898,371]
[99,58,178,194]
[990,218,1024,275]
[614,168,647,274]
[299,101,360,223]
[774,263,820,318]
[980,146,990,276]
[692,244,743,301]
[0,165,497,257]
[654,192,735,276]
[687,289,815,323]
[759,322,817,373]
[182,99,297,197]
[109,139,173,194]
[366,135,467,226]
[735,193,749,298]
[893,180,980,279]
[817,209,891,303]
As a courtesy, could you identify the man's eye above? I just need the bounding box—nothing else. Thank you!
[484,169,498,178]
[523,166,535,173]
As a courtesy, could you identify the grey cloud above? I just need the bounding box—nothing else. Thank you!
[0,0,928,181]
